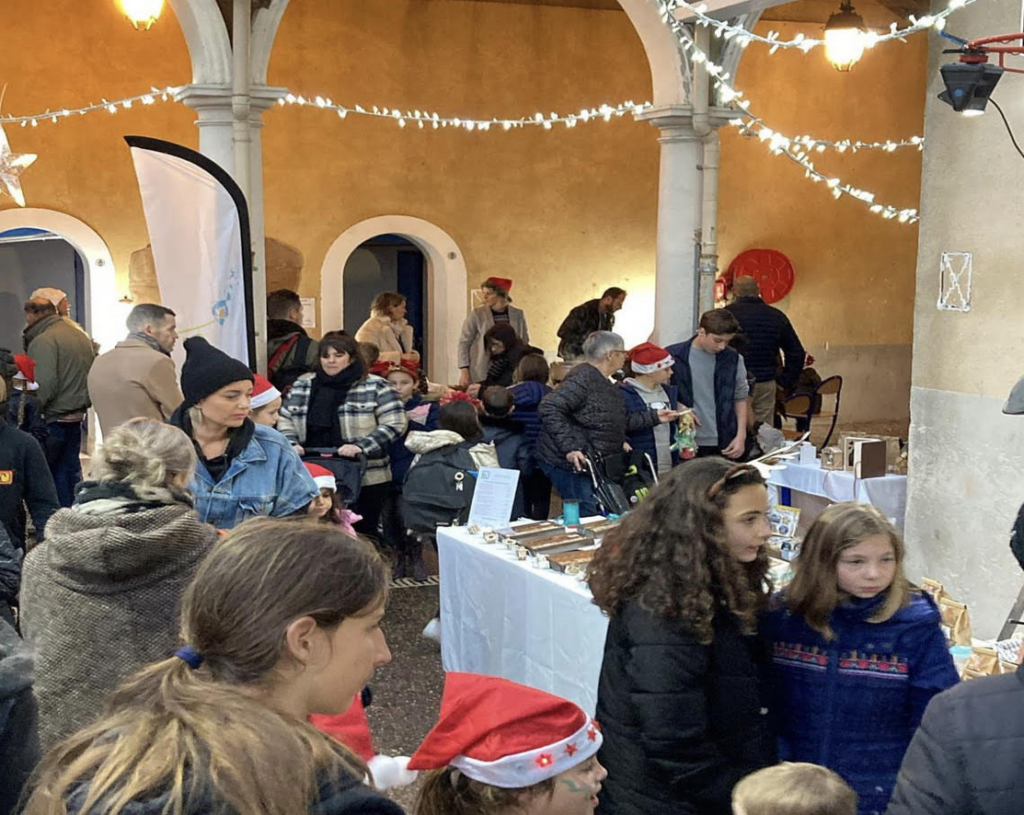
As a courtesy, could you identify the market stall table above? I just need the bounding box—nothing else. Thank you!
[436,525,608,714]
[767,459,907,530]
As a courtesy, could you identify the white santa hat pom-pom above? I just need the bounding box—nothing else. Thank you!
[367,754,419,790]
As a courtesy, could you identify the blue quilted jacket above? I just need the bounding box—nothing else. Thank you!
[763,592,958,815]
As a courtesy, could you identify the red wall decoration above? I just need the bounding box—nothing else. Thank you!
[723,248,796,304]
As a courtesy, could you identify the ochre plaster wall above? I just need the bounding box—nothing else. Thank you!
[2,0,925,424]
[263,0,657,352]
[718,19,927,422]
[903,0,1024,636]
[0,0,195,295]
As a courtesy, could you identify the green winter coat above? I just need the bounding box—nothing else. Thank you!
[22,316,97,419]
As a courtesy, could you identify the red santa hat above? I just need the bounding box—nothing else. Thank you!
[407,672,602,788]
[304,462,336,493]
[627,342,673,375]
[484,277,513,294]
[12,354,39,391]
[250,374,281,409]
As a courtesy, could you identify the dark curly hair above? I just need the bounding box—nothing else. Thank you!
[588,457,771,644]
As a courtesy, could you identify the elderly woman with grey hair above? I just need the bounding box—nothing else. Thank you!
[19,418,219,752]
[537,331,678,516]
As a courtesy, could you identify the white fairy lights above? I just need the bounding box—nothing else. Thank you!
[276,93,652,131]
[656,1,920,224]
[0,87,180,128]
[664,0,977,54]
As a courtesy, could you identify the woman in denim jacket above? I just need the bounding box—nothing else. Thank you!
[169,337,318,529]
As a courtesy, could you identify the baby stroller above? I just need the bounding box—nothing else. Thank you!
[302,448,367,507]
[585,450,658,517]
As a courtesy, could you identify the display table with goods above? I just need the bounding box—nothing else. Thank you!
[436,519,615,714]
[766,459,907,530]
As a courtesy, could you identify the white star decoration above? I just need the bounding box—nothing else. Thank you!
[0,123,36,207]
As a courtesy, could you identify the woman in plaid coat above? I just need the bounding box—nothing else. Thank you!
[279,332,407,542]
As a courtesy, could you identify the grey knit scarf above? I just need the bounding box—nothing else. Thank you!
[127,331,170,357]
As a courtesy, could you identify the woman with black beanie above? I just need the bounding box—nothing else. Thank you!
[169,337,318,529]
[279,332,407,544]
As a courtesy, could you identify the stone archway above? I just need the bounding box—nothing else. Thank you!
[321,216,468,384]
[0,209,119,353]
[166,0,232,84]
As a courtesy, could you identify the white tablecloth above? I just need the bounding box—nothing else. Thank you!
[767,460,907,529]
[437,526,608,714]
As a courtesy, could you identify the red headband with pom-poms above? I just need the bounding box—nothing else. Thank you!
[442,389,483,412]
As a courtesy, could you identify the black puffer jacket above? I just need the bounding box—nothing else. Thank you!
[886,665,1024,815]
[595,602,776,815]
[537,363,657,470]
[724,296,804,388]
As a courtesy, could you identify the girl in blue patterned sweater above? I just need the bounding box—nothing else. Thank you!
[763,503,958,815]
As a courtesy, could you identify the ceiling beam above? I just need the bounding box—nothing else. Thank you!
[674,0,799,22]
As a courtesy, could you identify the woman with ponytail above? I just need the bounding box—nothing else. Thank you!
[23,518,401,815]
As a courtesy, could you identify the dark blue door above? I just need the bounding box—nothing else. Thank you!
[396,249,426,370]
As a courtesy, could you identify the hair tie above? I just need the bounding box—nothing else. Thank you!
[175,645,204,669]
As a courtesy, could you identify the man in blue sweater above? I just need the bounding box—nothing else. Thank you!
[724,276,805,426]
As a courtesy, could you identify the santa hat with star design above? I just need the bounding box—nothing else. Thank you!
[407,672,602,788]
[626,342,674,374]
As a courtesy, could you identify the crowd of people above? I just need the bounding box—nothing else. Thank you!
[0,277,1019,815]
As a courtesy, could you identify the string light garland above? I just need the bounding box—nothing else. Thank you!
[665,0,978,53]
[654,0,920,223]
[277,93,652,130]
[0,87,181,127]
[731,121,923,154]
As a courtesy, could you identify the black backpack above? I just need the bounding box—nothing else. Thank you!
[401,441,478,533]
[268,333,314,395]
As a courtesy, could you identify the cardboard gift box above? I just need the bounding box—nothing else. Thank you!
[841,436,887,479]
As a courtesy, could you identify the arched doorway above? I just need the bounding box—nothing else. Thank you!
[322,216,468,384]
[0,209,119,353]
[343,235,428,363]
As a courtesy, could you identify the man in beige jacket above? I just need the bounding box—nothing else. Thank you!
[88,304,183,437]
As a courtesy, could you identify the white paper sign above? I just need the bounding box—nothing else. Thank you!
[468,467,521,529]
[300,297,317,328]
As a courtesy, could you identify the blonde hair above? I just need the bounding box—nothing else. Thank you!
[785,502,912,640]
[88,418,196,489]
[23,519,390,815]
[732,763,857,815]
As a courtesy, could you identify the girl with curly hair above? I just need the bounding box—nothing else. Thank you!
[763,503,958,815]
[587,457,776,815]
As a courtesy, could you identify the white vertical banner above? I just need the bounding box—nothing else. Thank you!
[125,136,255,371]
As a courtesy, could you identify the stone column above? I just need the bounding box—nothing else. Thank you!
[636,106,703,345]
[175,84,236,174]
[175,83,284,373]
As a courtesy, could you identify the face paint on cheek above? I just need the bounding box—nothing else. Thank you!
[560,777,598,796]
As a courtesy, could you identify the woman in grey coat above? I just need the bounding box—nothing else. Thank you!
[457,277,530,387]
[19,418,218,751]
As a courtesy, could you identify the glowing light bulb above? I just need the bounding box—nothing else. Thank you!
[824,27,866,71]
[824,2,867,71]
[119,0,164,30]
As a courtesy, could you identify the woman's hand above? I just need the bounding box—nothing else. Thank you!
[401,351,420,363]
[292,444,305,456]
[566,451,586,471]
[458,368,471,389]
[337,444,363,458]
[467,383,482,398]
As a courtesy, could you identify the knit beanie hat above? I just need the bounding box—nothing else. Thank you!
[180,337,254,407]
